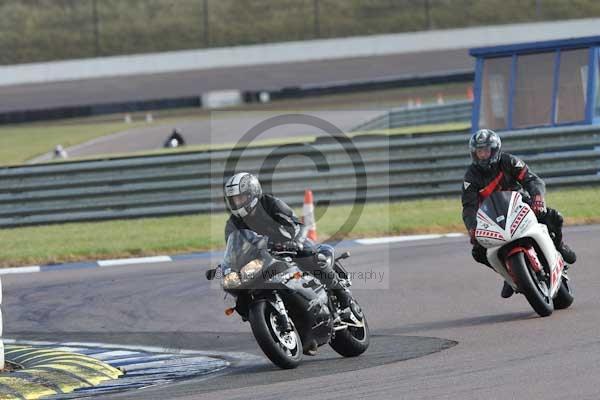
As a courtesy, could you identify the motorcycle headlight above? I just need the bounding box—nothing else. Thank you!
[240,259,264,282]
[222,272,241,289]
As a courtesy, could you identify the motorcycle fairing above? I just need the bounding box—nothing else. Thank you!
[476,192,565,296]
[268,270,334,347]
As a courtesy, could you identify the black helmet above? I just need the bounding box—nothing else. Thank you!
[224,172,262,217]
[469,129,501,171]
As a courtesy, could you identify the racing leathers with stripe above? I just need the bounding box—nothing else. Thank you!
[461,152,565,266]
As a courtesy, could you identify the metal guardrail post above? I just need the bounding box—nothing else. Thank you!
[350,101,473,132]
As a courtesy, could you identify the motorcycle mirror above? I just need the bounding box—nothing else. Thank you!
[205,268,217,280]
[336,251,350,261]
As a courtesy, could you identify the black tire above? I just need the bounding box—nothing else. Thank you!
[248,301,302,369]
[508,252,553,317]
[554,275,574,310]
[329,301,370,357]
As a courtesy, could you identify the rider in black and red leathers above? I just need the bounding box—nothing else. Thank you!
[461,129,577,298]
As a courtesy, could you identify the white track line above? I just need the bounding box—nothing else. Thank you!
[98,256,172,267]
[355,233,465,245]
[0,266,41,275]
[0,233,468,275]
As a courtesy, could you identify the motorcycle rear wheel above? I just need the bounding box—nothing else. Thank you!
[508,252,553,317]
[329,300,370,357]
[248,301,303,369]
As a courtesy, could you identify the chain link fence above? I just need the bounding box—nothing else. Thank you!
[1,0,600,65]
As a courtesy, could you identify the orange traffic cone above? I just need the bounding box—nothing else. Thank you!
[302,190,317,241]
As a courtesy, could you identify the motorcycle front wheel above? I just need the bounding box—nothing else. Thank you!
[248,300,302,369]
[508,252,553,317]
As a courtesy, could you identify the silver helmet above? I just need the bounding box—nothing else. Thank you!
[224,172,262,217]
[469,129,501,171]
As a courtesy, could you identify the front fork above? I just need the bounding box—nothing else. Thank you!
[505,245,558,294]
[268,292,292,331]
[233,291,290,329]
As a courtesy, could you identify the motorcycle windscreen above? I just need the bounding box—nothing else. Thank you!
[223,229,268,272]
[479,191,512,230]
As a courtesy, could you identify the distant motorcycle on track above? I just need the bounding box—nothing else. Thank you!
[206,229,369,369]
[475,191,574,317]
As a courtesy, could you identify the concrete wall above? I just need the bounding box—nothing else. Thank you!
[1,18,600,87]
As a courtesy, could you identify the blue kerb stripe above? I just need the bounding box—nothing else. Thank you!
[41,262,98,272]
[109,355,177,367]
[73,348,111,355]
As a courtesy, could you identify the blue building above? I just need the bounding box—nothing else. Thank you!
[470,36,600,132]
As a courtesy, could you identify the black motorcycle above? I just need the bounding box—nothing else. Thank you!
[206,229,369,369]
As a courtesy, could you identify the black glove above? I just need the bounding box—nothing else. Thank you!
[271,240,303,252]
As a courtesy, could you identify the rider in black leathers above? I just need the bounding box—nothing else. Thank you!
[223,172,353,311]
[462,129,577,298]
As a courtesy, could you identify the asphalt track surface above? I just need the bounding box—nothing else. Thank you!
[20,48,472,161]
[3,224,599,399]
[41,109,388,160]
[0,49,471,113]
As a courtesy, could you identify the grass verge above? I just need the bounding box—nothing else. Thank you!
[65,121,471,162]
[0,187,598,268]
[0,122,146,166]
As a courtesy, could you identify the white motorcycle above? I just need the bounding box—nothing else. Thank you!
[475,191,574,317]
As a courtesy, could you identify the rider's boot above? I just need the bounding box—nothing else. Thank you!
[304,340,318,356]
[316,262,352,323]
[473,244,493,269]
[558,242,577,265]
[333,287,352,309]
[543,208,576,265]
[332,287,353,321]
[501,281,515,298]
[474,245,514,299]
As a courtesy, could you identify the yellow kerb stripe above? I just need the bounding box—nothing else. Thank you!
[0,376,56,400]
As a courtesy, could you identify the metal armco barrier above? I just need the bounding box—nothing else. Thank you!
[351,100,473,132]
[0,276,3,369]
[1,125,599,228]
